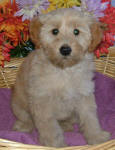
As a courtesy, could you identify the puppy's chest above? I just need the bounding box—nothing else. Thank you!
[35,67,93,98]
[47,71,76,99]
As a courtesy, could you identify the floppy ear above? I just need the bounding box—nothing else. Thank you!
[29,17,42,48]
[88,22,105,52]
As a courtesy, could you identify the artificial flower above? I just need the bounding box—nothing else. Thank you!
[0,33,5,67]
[73,0,109,20]
[0,0,30,66]
[0,0,29,46]
[95,0,115,57]
[0,32,14,67]
[15,0,49,21]
[0,0,9,6]
[45,0,81,13]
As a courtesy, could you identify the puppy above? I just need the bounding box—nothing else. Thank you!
[11,8,110,147]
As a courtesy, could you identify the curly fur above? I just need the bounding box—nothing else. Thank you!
[11,8,110,147]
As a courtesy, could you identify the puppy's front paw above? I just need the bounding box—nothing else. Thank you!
[13,120,33,133]
[39,135,67,147]
[86,131,111,145]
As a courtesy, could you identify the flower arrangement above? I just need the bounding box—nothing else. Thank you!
[0,0,114,66]
[0,0,31,66]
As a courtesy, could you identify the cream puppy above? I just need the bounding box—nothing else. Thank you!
[11,8,110,147]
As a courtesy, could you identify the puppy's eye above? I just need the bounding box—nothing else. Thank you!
[73,29,79,36]
[52,29,59,35]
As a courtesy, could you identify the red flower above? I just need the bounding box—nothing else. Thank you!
[0,32,14,67]
[0,0,29,66]
[0,0,29,47]
[95,1,115,57]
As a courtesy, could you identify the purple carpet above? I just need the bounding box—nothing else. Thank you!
[0,72,115,146]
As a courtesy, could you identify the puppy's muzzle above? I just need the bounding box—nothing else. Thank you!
[60,45,72,56]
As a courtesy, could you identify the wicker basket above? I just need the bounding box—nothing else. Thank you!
[0,138,115,150]
[0,47,115,150]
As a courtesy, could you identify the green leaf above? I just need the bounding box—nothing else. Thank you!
[10,39,35,58]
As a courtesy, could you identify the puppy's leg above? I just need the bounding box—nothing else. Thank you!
[76,94,110,145]
[13,119,33,133]
[12,103,34,133]
[38,119,65,147]
[32,106,66,147]
[59,113,77,132]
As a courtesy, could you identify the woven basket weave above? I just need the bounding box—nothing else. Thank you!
[0,47,115,150]
[0,138,115,150]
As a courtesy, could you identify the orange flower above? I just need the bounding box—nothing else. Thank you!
[0,0,30,47]
[0,0,30,66]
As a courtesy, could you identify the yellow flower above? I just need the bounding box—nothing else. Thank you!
[0,0,9,5]
[0,0,10,13]
[45,0,81,13]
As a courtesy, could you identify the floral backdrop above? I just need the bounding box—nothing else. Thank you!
[0,0,115,67]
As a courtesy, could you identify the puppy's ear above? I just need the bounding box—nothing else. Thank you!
[88,22,105,52]
[29,17,42,48]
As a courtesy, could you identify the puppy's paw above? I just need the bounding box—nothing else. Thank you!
[13,120,33,133]
[39,136,67,147]
[86,131,111,145]
[39,130,67,147]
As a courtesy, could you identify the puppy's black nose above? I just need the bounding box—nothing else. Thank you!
[60,45,72,56]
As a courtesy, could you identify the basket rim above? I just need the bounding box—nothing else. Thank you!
[0,138,115,150]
